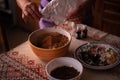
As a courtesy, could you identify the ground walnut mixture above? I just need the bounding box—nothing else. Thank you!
[37,32,68,49]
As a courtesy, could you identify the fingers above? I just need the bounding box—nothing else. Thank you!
[30,3,42,19]
[27,7,38,19]
[22,2,42,21]
[67,17,81,23]
[22,13,31,23]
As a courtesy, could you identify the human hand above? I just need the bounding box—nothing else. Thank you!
[21,2,42,22]
[66,9,81,24]
[66,17,80,24]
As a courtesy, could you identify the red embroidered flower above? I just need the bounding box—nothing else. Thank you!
[12,51,19,56]
[27,60,35,65]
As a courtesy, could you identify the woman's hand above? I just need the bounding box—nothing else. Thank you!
[66,17,81,24]
[66,0,95,24]
[66,6,82,24]
[16,0,42,22]
[22,2,42,22]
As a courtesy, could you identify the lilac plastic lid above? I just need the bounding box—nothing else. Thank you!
[39,18,55,29]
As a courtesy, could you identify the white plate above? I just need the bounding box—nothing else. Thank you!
[74,42,120,70]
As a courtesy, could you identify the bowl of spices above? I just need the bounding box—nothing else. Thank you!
[45,57,83,80]
[28,28,71,61]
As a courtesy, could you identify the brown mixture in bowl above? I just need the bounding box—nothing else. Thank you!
[50,66,80,79]
[36,32,69,49]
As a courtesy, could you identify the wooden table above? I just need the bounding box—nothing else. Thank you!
[0,24,120,80]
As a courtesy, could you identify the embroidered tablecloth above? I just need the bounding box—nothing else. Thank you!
[0,24,120,80]
[0,51,47,80]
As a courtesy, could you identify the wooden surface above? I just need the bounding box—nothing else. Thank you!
[93,0,120,37]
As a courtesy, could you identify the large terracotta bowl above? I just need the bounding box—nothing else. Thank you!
[28,28,71,61]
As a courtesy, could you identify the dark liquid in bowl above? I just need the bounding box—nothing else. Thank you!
[50,66,80,79]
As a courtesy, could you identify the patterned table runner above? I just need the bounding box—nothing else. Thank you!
[0,51,48,80]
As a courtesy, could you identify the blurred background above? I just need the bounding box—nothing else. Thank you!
[0,0,40,53]
[0,0,120,53]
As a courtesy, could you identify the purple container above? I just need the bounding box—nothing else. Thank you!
[39,18,55,29]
